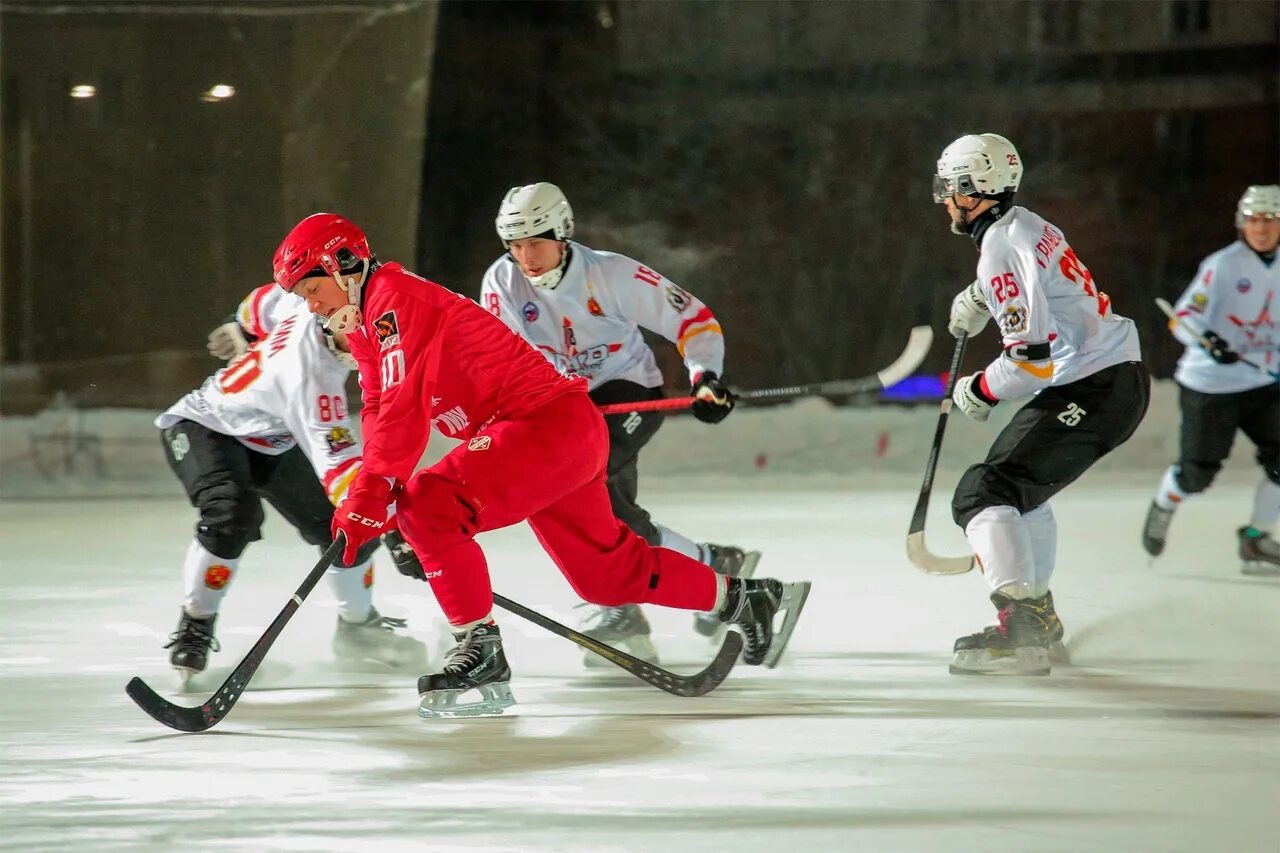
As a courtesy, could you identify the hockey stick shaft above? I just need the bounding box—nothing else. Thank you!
[491,593,742,697]
[125,536,345,732]
[1155,297,1280,380]
[597,325,934,415]
[905,334,975,575]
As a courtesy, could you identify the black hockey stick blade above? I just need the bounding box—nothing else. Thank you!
[126,538,344,732]
[492,593,743,697]
[906,334,976,575]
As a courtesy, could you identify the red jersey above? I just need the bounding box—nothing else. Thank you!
[345,262,584,484]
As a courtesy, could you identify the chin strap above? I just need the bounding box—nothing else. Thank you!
[325,258,371,333]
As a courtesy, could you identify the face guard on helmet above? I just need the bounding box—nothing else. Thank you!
[273,213,373,333]
[495,182,575,289]
[1235,184,1280,228]
[932,133,1023,204]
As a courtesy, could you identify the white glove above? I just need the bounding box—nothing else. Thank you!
[948,281,990,339]
[952,373,997,422]
[207,322,248,360]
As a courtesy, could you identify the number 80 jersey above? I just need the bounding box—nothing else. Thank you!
[155,302,363,504]
[973,205,1142,401]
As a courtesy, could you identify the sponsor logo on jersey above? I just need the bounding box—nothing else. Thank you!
[244,434,294,450]
[522,301,539,323]
[664,283,692,312]
[587,297,604,317]
[374,311,400,350]
[432,405,470,435]
[1237,278,1252,293]
[204,565,233,590]
[467,435,492,452]
[997,304,1028,336]
[326,426,356,454]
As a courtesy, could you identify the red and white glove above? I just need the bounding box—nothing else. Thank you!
[952,372,999,422]
[332,475,395,564]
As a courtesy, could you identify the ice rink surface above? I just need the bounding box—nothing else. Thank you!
[2,469,1278,852]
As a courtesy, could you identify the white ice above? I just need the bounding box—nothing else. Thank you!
[1,384,1278,852]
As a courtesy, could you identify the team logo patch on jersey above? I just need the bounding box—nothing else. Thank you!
[1237,278,1252,293]
[204,565,232,590]
[374,311,400,350]
[1189,292,1208,313]
[587,297,604,317]
[997,304,1028,336]
[326,426,356,454]
[522,302,539,323]
[664,283,692,312]
[467,435,492,452]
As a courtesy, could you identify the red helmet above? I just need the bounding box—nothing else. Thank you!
[273,213,372,292]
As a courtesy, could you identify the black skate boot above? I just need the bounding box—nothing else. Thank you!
[1142,501,1176,557]
[718,577,810,667]
[578,604,659,667]
[333,607,428,670]
[693,544,762,638]
[1029,591,1069,664]
[417,623,515,718]
[950,592,1053,676]
[1238,526,1280,576]
[164,610,220,687]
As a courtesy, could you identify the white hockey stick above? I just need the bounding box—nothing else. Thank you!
[905,334,976,575]
[1154,297,1280,380]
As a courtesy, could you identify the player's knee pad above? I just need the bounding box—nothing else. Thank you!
[397,476,480,558]
[1175,460,1220,494]
[195,484,263,559]
[952,464,1026,530]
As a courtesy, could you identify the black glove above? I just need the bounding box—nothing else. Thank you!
[381,530,428,581]
[690,371,735,424]
[1202,331,1239,365]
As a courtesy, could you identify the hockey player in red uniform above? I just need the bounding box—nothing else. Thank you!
[272,212,810,717]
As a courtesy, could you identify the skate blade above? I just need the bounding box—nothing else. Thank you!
[762,580,811,669]
[1048,640,1070,665]
[950,646,1050,676]
[172,667,200,693]
[582,636,658,668]
[1241,560,1280,577]
[418,682,516,719]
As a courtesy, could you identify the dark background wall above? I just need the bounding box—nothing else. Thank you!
[1,0,1276,411]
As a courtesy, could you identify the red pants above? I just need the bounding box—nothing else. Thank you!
[396,391,720,626]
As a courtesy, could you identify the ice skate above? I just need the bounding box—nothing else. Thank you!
[693,544,762,638]
[417,623,515,719]
[164,610,219,689]
[333,607,428,670]
[1238,526,1280,576]
[950,592,1056,676]
[578,604,659,668]
[1141,501,1176,557]
[719,577,810,668]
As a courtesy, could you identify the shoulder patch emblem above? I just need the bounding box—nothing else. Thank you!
[997,304,1028,336]
[664,282,692,312]
[325,426,356,454]
[1189,292,1208,313]
[467,435,492,452]
[374,311,400,350]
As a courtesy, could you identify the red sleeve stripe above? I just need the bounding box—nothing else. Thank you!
[676,307,716,341]
[323,457,362,502]
[240,284,274,339]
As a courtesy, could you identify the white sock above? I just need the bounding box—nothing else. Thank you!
[1154,465,1188,511]
[1023,503,1057,597]
[1250,479,1280,531]
[965,506,1035,598]
[327,557,374,623]
[182,539,239,618]
[656,524,707,563]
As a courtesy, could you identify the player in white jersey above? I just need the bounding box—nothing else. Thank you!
[1142,185,1280,574]
[157,297,426,683]
[936,133,1149,675]
[480,183,757,664]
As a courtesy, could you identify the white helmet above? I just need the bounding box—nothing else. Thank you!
[933,133,1023,203]
[1235,184,1280,227]
[495,182,575,288]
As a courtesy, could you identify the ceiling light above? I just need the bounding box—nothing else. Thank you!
[70,84,97,99]
[201,84,236,102]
